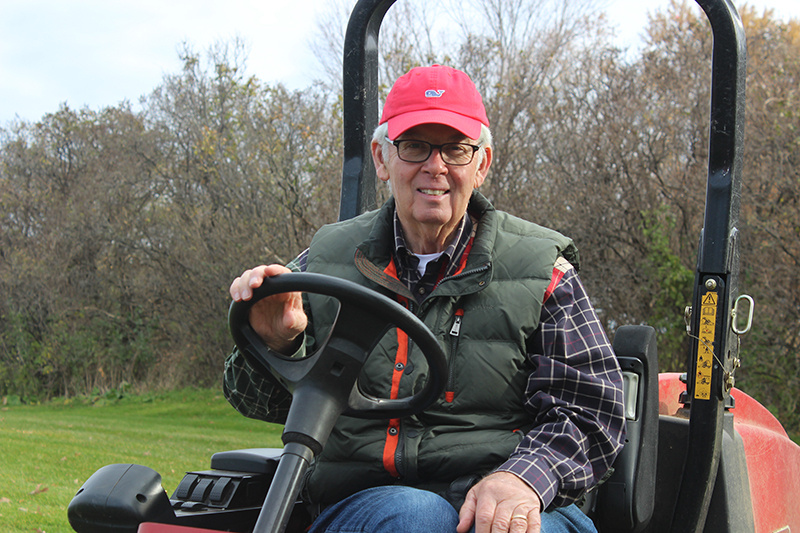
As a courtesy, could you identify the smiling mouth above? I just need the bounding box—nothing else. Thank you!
[419,188,448,196]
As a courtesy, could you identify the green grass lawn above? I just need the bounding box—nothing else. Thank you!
[0,388,283,532]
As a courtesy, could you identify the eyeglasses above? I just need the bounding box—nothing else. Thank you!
[386,137,481,166]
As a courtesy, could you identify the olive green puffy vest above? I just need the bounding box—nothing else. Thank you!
[303,192,578,504]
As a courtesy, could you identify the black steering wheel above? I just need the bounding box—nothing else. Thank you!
[229,272,447,533]
[228,272,447,427]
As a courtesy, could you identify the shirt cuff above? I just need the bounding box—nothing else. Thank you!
[495,455,559,510]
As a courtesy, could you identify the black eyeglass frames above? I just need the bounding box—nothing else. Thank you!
[386,138,481,166]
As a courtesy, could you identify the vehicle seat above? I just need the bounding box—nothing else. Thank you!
[584,325,659,533]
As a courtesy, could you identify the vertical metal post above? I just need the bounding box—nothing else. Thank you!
[338,0,396,221]
[670,0,746,531]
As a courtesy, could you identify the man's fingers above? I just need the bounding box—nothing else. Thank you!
[509,513,529,533]
[230,264,290,301]
[230,266,265,300]
[522,506,541,533]
[456,489,478,533]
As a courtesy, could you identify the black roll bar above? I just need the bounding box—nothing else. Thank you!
[338,0,395,221]
[670,0,746,532]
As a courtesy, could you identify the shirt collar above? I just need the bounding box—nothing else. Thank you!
[392,210,470,263]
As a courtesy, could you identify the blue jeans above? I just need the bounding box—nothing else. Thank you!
[308,486,596,533]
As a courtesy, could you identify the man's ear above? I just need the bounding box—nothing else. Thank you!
[371,140,390,182]
[473,145,493,188]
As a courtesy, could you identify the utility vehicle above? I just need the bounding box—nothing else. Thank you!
[67,0,800,532]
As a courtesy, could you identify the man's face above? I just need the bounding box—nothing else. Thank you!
[371,123,492,253]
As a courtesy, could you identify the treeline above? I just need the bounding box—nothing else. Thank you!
[0,42,343,395]
[1,1,798,438]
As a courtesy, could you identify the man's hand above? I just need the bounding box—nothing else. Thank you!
[229,264,308,354]
[457,472,542,533]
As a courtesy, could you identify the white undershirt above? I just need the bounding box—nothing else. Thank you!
[414,252,444,277]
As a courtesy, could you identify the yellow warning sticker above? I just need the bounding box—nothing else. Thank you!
[695,291,718,400]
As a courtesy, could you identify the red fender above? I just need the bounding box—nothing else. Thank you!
[658,373,800,533]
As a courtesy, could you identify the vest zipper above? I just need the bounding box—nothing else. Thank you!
[436,262,491,288]
[445,308,465,403]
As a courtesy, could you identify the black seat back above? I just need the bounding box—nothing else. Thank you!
[592,325,659,532]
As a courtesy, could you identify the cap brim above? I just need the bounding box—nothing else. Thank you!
[387,109,483,140]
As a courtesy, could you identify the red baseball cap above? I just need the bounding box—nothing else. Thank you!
[380,65,489,140]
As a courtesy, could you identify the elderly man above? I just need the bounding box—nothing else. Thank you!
[225,64,626,533]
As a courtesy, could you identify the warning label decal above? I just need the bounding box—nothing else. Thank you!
[695,291,718,400]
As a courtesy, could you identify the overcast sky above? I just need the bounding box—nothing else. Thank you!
[2,0,799,125]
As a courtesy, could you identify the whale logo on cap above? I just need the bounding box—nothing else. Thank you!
[424,89,445,98]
